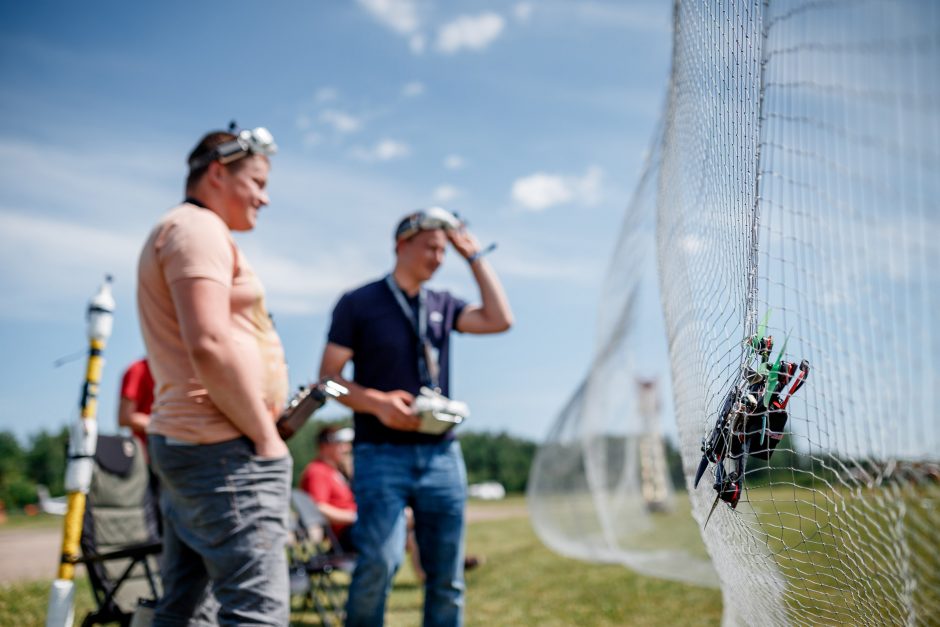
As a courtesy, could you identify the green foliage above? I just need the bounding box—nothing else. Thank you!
[0,428,68,509]
[0,422,539,508]
[459,431,536,493]
[25,428,69,496]
[4,476,38,508]
[0,431,55,509]
[0,432,25,477]
[0,431,26,508]
[285,424,538,494]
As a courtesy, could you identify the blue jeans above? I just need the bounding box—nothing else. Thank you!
[346,440,467,627]
[149,435,292,626]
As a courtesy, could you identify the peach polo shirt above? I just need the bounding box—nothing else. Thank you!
[137,202,288,444]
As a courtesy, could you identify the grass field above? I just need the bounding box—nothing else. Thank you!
[0,497,723,626]
[0,511,63,531]
[739,482,940,624]
[10,486,934,625]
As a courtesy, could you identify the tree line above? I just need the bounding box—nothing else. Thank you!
[0,424,540,510]
[0,429,69,509]
[2,423,836,513]
[287,421,538,493]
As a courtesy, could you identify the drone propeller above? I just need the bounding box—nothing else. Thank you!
[693,456,710,489]
[704,493,721,528]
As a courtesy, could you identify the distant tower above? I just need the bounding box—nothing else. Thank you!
[637,378,674,512]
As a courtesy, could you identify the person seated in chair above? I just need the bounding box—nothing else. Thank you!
[299,425,357,552]
[299,425,481,579]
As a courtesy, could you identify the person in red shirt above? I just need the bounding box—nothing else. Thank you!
[300,425,480,580]
[299,425,357,550]
[118,358,155,454]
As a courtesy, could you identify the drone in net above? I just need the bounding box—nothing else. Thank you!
[694,324,810,527]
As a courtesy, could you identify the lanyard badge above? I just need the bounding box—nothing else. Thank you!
[385,275,440,391]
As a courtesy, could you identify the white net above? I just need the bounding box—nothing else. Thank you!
[527,121,717,586]
[530,0,940,624]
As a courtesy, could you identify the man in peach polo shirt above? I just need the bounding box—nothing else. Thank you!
[137,125,290,626]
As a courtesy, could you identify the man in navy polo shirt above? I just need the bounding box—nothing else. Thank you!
[319,207,512,627]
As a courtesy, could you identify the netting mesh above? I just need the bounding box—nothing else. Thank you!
[528,119,717,586]
[529,1,939,624]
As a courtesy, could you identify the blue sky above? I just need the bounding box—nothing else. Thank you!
[0,0,672,444]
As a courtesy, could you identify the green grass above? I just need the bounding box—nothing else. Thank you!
[737,483,940,624]
[0,512,62,531]
[611,494,712,561]
[1,500,722,626]
[456,516,720,627]
[0,578,96,625]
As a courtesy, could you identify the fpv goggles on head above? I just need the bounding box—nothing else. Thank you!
[395,206,463,242]
[188,124,278,171]
[319,426,354,444]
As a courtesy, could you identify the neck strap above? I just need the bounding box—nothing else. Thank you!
[385,274,439,390]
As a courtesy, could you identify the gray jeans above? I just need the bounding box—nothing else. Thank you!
[149,435,292,626]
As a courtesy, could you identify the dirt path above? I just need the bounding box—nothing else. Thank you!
[0,526,79,586]
[465,501,528,523]
[0,501,527,586]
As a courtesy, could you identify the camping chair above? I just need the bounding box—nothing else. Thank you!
[288,489,355,626]
[76,434,162,626]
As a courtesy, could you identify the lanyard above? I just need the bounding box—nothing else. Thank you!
[385,275,440,391]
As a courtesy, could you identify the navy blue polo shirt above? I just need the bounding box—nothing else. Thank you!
[327,277,467,444]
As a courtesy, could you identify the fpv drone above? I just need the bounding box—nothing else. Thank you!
[694,325,810,526]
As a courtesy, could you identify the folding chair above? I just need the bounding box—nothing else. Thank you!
[76,434,162,626]
[288,489,355,626]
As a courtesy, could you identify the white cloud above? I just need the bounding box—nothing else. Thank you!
[351,139,411,162]
[444,154,465,170]
[355,0,430,54]
[433,185,460,203]
[296,114,311,130]
[315,87,339,103]
[514,3,535,22]
[319,109,362,134]
[0,137,178,226]
[402,81,425,97]
[303,132,322,147]
[512,174,572,211]
[511,166,605,211]
[436,13,506,54]
[374,140,410,160]
[356,0,420,35]
[355,2,510,56]
[242,244,376,315]
[0,209,142,319]
[577,165,603,205]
